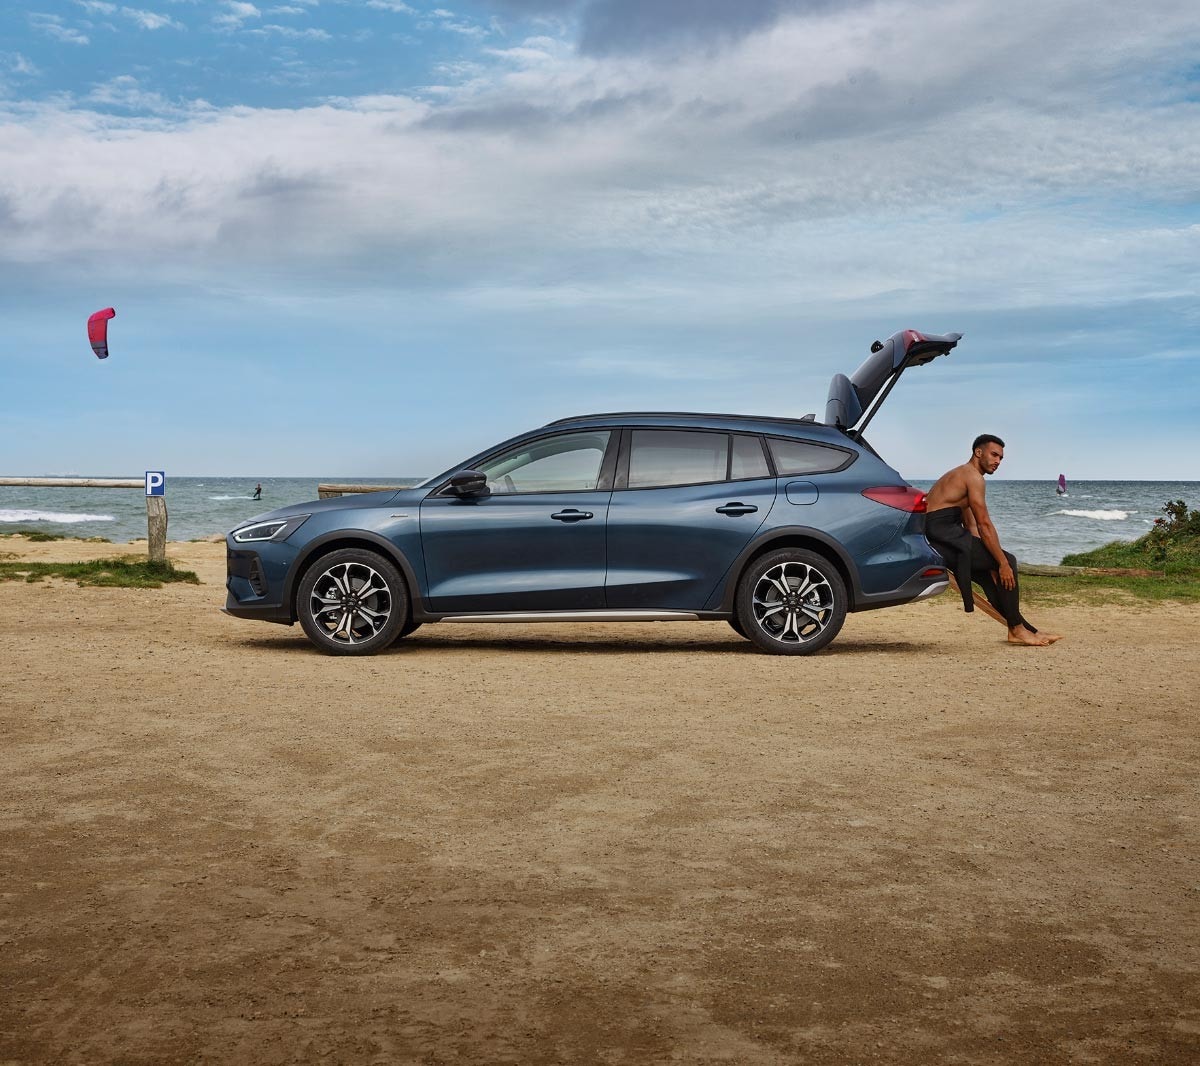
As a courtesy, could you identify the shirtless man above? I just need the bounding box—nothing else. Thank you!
[924,434,1061,647]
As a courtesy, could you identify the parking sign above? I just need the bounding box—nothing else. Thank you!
[145,471,166,497]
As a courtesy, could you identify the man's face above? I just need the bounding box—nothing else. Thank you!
[976,443,1004,474]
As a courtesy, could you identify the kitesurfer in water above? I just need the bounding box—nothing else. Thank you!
[924,435,1062,647]
[253,483,262,500]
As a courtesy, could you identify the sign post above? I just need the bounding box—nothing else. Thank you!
[145,471,167,564]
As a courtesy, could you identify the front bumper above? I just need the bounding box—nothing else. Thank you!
[224,544,295,625]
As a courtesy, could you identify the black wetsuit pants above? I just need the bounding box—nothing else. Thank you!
[963,537,1036,632]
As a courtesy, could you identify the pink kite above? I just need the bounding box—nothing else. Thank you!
[88,307,116,359]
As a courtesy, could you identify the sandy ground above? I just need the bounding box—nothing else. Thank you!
[1,535,1198,1065]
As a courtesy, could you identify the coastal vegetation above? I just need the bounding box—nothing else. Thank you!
[2,530,110,543]
[1027,499,1200,605]
[0,557,199,589]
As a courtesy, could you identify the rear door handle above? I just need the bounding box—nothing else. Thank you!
[551,509,594,522]
[715,503,758,516]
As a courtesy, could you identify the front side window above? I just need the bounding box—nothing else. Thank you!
[628,430,729,488]
[478,431,611,494]
[767,436,853,476]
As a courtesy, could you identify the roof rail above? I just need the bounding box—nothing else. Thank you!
[543,411,823,428]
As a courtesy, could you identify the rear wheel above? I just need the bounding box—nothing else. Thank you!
[736,548,847,655]
[297,548,408,655]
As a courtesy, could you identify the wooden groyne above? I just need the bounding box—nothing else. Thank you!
[0,477,167,562]
[1017,562,1164,578]
[317,483,417,499]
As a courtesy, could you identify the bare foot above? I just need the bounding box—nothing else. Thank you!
[1007,625,1053,647]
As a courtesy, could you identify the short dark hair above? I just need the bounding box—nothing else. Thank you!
[972,433,1005,452]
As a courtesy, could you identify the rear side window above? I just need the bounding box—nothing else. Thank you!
[767,436,854,475]
[731,434,770,479]
[628,430,728,488]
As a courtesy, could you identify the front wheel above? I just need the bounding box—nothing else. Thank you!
[735,548,847,655]
[297,548,409,655]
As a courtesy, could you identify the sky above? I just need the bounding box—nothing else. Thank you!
[1,0,1198,480]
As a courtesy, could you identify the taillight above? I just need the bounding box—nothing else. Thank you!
[862,485,927,512]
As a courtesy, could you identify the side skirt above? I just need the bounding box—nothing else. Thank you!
[429,609,706,624]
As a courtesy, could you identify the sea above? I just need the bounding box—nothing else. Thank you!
[1,476,1196,566]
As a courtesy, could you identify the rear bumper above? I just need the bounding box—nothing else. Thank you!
[850,569,949,612]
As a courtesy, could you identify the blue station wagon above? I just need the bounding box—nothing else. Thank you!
[225,329,959,655]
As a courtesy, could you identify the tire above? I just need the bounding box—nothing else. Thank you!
[297,548,409,656]
[393,618,422,643]
[735,548,847,655]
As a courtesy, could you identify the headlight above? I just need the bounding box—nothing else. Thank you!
[231,514,310,543]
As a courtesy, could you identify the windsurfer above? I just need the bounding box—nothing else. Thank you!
[924,434,1062,647]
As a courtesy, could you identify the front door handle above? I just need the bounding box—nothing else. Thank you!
[715,502,758,516]
[551,509,594,522]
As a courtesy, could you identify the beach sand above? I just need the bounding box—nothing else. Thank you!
[2,535,1198,1064]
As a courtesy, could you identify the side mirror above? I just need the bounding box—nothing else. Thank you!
[444,470,491,499]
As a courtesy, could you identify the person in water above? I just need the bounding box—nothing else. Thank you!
[924,434,1061,647]
[252,483,262,500]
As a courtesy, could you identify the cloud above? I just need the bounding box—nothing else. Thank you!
[72,2,183,29]
[576,0,788,55]
[415,9,490,39]
[29,13,90,45]
[251,24,332,40]
[120,8,183,30]
[86,74,175,112]
[214,1,262,28]
[365,1,416,12]
[479,0,848,54]
[4,52,40,77]
[1,0,1198,331]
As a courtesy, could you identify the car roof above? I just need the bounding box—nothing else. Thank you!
[542,410,853,442]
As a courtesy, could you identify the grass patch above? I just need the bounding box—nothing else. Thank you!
[1,530,111,543]
[1021,572,1200,607]
[0,557,200,589]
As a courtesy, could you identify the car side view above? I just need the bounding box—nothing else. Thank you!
[225,329,960,655]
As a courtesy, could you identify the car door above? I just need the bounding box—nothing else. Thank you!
[605,429,776,610]
[420,430,615,613]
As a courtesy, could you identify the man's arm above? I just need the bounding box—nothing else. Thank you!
[966,471,1015,590]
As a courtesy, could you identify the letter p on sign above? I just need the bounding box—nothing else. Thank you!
[145,471,166,497]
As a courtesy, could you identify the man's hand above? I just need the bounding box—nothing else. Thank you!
[996,559,1015,590]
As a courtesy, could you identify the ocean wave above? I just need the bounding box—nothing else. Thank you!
[208,494,254,500]
[0,508,115,524]
[1054,509,1133,521]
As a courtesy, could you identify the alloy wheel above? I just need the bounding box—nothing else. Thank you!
[307,560,394,647]
[751,560,835,645]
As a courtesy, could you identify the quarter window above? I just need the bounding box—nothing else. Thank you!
[628,430,729,488]
[767,437,853,475]
[731,434,770,480]
[478,431,611,494]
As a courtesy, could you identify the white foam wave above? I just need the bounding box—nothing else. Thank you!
[1054,509,1133,521]
[208,494,254,500]
[0,508,115,524]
